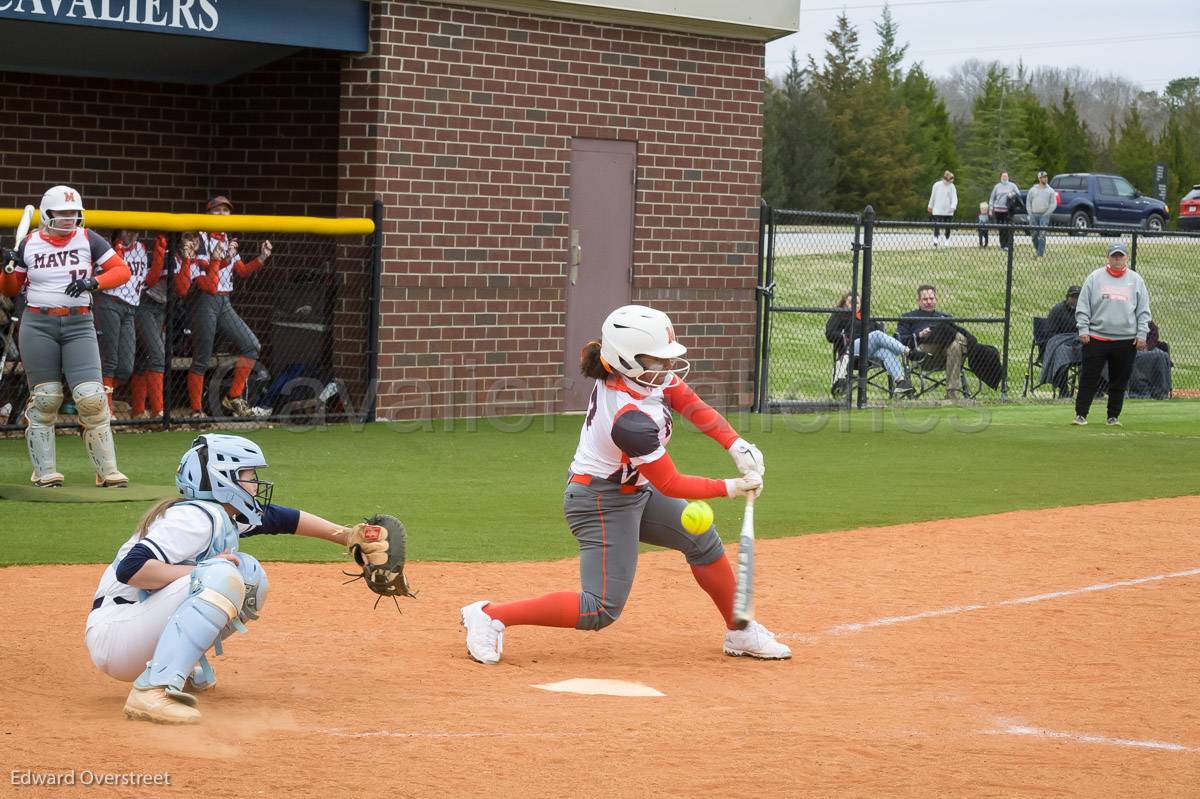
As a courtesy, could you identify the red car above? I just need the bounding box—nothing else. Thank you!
[1179,184,1200,232]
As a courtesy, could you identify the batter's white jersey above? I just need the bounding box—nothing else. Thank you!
[15,228,115,308]
[104,241,146,306]
[569,374,675,486]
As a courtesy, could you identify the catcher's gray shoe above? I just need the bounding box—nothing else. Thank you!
[723,621,792,660]
[123,686,200,724]
[184,656,216,693]
[460,600,504,664]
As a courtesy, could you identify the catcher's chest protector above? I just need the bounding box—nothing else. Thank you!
[177,500,239,563]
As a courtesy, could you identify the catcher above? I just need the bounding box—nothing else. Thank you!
[84,433,411,725]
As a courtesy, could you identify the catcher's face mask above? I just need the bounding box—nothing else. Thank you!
[237,468,274,513]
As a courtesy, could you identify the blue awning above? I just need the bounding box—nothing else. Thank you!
[0,0,369,84]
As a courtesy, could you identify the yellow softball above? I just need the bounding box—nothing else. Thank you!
[680,500,714,535]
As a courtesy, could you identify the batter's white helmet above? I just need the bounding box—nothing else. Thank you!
[600,305,690,386]
[39,185,84,235]
[176,434,272,527]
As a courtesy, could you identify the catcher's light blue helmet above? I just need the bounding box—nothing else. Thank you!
[176,434,272,526]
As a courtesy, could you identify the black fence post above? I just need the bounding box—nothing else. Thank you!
[856,206,875,409]
[752,200,768,413]
[999,236,1015,400]
[845,214,862,411]
[1130,230,1139,271]
[757,205,777,413]
[365,198,384,424]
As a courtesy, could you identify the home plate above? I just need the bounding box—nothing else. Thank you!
[532,678,665,697]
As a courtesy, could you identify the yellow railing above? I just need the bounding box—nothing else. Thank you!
[0,209,374,236]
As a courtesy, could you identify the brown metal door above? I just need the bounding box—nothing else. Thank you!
[563,138,635,410]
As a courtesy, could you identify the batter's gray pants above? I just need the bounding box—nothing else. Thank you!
[134,299,166,373]
[563,475,724,631]
[19,310,103,389]
[94,294,136,383]
[188,293,259,376]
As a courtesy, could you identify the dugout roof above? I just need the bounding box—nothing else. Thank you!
[0,0,369,85]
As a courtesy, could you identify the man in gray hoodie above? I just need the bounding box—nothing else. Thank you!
[1072,241,1152,426]
[1026,170,1057,259]
[989,171,1020,251]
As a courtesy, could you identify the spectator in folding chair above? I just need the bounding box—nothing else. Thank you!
[896,284,970,400]
[1128,321,1172,400]
[825,292,922,397]
[1037,285,1083,398]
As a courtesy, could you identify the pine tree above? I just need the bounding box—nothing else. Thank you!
[1095,115,1119,173]
[1050,88,1095,173]
[810,14,867,211]
[1018,87,1063,179]
[1156,113,1196,207]
[762,53,837,209]
[958,66,1036,208]
[903,65,960,217]
[1112,105,1156,191]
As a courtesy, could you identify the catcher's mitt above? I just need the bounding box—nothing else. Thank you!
[345,514,415,603]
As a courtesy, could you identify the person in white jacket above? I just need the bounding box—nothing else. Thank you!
[927,170,958,247]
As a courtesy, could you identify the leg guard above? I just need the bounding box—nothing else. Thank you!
[74,381,124,483]
[213,553,269,655]
[25,382,63,484]
[134,559,245,694]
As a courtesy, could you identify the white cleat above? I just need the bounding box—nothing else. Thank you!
[123,686,200,725]
[30,471,65,488]
[723,620,792,660]
[96,470,129,488]
[460,600,504,664]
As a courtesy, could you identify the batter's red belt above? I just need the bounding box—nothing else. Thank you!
[27,305,90,316]
[570,473,639,494]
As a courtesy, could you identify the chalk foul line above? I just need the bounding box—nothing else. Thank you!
[992,722,1199,754]
[777,567,1200,639]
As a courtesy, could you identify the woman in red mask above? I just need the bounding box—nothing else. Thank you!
[1072,241,1152,426]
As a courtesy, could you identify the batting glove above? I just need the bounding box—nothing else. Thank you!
[728,437,764,476]
[726,472,763,498]
[65,276,99,297]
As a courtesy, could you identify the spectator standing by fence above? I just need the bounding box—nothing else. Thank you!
[1027,171,1056,260]
[1073,242,1151,427]
[927,171,958,248]
[976,202,990,247]
[989,171,1020,251]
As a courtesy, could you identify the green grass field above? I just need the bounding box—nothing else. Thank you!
[766,231,1198,401]
[3,401,1197,566]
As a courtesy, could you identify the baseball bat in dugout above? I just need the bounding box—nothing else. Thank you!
[3,205,34,274]
[732,495,756,630]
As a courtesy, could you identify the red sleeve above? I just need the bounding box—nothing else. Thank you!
[0,271,25,297]
[173,257,193,296]
[195,258,222,295]
[94,254,131,290]
[637,452,728,500]
[233,257,261,279]
[145,238,165,288]
[663,380,739,449]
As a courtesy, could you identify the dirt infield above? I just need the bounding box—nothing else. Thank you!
[5,496,1198,797]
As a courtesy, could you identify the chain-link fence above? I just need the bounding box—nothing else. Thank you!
[755,203,1199,411]
[0,205,380,432]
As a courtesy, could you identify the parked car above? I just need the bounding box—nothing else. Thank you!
[1178,184,1200,232]
[1017,173,1170,232]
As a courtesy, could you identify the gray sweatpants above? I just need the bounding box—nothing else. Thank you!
[94,294,137,383]
[189,293,259,375]
[19,310,103,389]
[134,299,166,373]
[563,476,724,631]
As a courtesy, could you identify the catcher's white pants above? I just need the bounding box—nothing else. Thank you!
[85,575,192,682]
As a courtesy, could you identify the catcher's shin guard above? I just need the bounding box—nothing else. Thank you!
[25,382,64,486]
[74,381,127,486]
[133,560,244,694]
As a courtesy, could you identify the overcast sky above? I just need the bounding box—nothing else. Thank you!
[764,1,1199,93]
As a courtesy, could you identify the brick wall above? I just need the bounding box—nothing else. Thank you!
[337,1,764,419]
[0,53,341,215]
